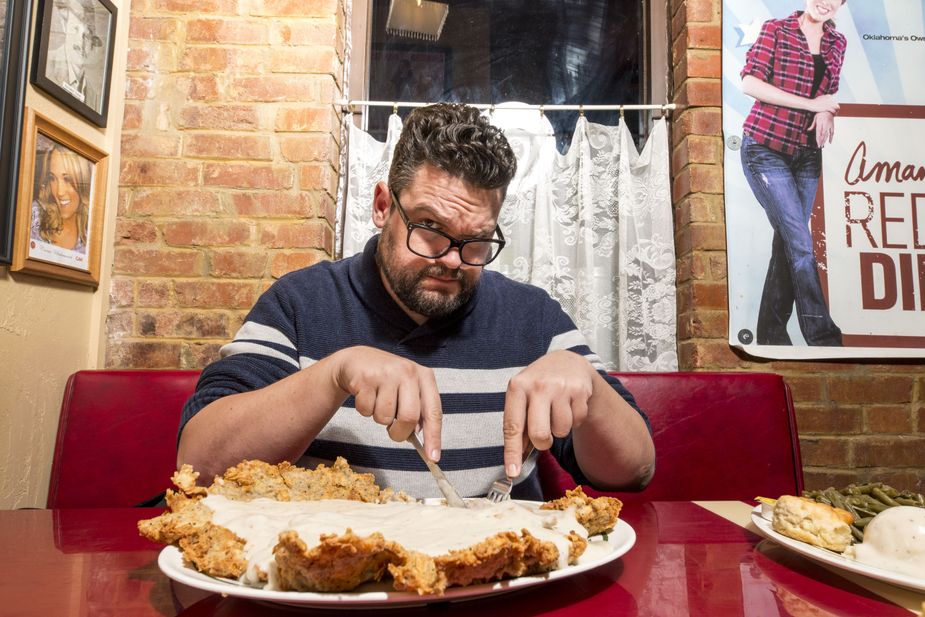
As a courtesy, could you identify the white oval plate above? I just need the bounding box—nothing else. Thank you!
[158,513,635,608]
[750,506,925,593]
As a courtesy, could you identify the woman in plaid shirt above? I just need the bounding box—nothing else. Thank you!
[739,0,847,347]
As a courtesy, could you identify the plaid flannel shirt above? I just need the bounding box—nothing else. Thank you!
[741,11,847,155]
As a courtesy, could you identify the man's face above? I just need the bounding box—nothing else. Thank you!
[62,7,89,69]
[375,164,503,322]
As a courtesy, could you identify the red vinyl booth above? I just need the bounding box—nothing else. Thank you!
[47,370,802,507]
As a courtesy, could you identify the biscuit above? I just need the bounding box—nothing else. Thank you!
[771,495,853,552]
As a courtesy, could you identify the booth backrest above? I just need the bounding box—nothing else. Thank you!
[538,371,804,502]
[47,369,200,508]
[48,369,802,507]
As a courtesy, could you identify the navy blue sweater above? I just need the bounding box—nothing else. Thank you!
[182,236,647,500]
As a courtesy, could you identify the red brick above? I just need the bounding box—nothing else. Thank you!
[120,160,200,186]
[271,251,327,278]
[115,220,158,245]
[300,163,338,197]
[784,376,824,402]
[181,47,229,72]
[688,165,723,194]
[138,310,231,338]
[865,406,913,433]
[178,105,259,130]
[210,250,268,278]
[260,221,331,250]
[688,223,726,251]
[124,76,153,100]
[685,311,726,337]
[270,48,338,74]
[129,17,179,41]
[686,50,720,78]
[109,278,134,308]
[232,75,330,102]
[138,280,171,307]
[687,23,721,49]
[279,134,336,162]
[184,134,272,160]
[203,163,294,189]
[254,0,338,17]
[676,107,722,138]
[106,311,134,338]
[187,19,269,45]
[679,340,745,369]
[121,134,181,158]
[163,220,252,247]
[686,0,718,22]
[275,107,336,132]
[800,438,850,467]
[174,281,260,309]
[137,0,237,12]
[828,376,914,405]
[187,75,220,101]
[106,341,181,369]
[854,437,925,467]
[131,189,223,216]
[232,192,316,217]
[874,471,924,494]
[272,20,337,46]
[689,280,726,309]
[112,248,203,276]
[918,406,925,433]
[678,79,722,106]
[122,103,143,130]
[181,343,224,369]
[794,405,861,434]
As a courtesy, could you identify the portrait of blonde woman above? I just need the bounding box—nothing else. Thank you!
[30,139,92,255]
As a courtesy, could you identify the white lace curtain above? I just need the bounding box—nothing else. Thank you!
[339,107,677,371]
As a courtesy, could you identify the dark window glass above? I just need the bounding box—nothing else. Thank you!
[366,0,646,151]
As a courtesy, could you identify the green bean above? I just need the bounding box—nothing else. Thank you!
[895,497,920,506]
[871,487,900,507]
[850,526,864,542]
[853,516,873,528]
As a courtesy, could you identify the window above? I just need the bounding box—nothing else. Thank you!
[350,0,663,151]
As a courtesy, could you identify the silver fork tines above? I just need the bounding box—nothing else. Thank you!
[486,444,535,503]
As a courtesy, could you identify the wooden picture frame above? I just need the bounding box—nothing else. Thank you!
[30,0,117,127]
[0,0,32,264]
[11,108,108,286]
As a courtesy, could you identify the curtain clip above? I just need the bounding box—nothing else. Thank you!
[578,104,585,118]
[539,104,545,117]
[392,102,399,115]
[489,103,496,116]
[619,105,625,119]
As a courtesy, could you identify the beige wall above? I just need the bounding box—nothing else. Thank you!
[0,0,129,508]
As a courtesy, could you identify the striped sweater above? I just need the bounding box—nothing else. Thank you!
[181,235,647,500]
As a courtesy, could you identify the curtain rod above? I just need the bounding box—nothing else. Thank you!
[338,99,678,114]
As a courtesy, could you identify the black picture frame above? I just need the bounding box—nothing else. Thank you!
[1,0,32,264]
[30,0,117,128]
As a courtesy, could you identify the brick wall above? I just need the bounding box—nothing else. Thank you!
[670,0,924,493]
[109,0,344,368]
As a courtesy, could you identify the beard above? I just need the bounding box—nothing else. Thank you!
[376,229,477,319]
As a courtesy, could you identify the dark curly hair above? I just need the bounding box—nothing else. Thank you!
[388,103,517,200]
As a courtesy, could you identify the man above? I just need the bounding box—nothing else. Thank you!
[178,104,655,500]
[45,0,101,111]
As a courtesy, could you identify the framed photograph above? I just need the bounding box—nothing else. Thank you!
[30,0,117,127]
[11,108,108,286]
[1,0,32,264]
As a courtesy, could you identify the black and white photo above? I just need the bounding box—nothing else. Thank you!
[31,0,117,127]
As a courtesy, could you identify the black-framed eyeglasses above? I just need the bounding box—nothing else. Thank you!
[390,190,505,266]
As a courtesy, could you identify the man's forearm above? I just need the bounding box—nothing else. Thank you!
[572,373,656,491]
[176,353,348,482]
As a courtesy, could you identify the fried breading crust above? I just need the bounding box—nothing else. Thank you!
[274,529,407,592]
[139,459,616,596]
[540,486,623,536]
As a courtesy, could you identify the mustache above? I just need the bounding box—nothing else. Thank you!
[419,265,463,280]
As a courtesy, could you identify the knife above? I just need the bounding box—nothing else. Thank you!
[406,433,467,508]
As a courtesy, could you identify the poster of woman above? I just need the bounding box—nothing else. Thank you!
[29,133,93,268]
[11,108,108,287]
[723,0,925,359]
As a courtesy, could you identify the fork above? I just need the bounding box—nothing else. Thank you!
[486,444,536,503]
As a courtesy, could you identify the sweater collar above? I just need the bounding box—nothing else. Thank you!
[348,235,482,341]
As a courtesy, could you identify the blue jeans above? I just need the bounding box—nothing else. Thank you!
[740,135,842,346]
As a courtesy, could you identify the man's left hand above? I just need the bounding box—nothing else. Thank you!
[502,350,595,477]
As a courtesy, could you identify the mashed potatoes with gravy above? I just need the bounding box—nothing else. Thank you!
[844,506,925,578]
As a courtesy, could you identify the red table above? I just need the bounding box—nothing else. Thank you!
[1,503,920,616]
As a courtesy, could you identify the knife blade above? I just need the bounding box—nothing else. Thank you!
[406,432,467,508]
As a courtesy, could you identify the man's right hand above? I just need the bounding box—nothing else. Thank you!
[330,346,443,461]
